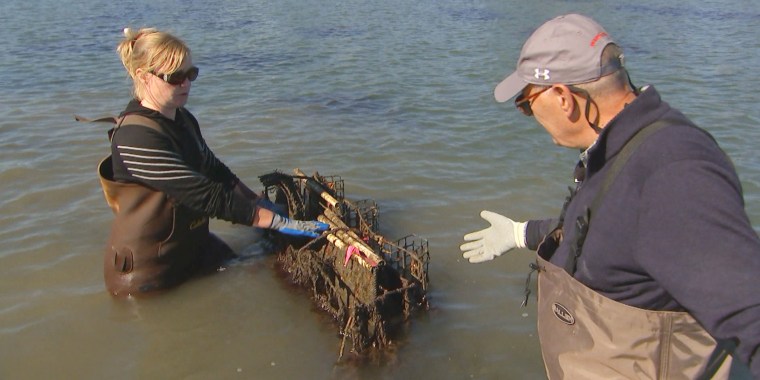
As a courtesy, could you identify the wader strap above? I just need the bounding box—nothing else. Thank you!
[116,114,163,139]
[74,115,118,123]
[74,113,163,140]
[697,339,737,380]
[591,120,672,215]
[564,119,673,275]
[562,118,733,377]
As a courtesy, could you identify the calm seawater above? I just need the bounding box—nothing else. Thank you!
[1,0,759,379]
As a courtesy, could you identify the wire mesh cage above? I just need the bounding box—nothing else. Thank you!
[259,169,430,358]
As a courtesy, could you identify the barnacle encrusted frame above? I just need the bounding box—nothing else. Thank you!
[260,169,430,358]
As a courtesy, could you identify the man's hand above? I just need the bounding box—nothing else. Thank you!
[460,210,526,263]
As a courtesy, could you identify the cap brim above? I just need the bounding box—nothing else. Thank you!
[494,72,527,103]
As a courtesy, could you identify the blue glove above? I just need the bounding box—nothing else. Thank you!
[269,214,329,238]
[257,197,288,217]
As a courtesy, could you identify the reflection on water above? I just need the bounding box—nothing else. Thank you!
[1,0,758,378]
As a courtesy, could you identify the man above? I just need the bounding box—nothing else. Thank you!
[460,13,760,379]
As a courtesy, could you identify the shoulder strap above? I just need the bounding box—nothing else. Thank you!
[74,113,164,141]
[588,119,673,215]
[119,114,163,132]
[74,115,118,123]
[564,119,673,275]
[564,118,734,376]
[112,114,164,141]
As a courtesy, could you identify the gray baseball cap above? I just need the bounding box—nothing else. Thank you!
[494,13,618,103]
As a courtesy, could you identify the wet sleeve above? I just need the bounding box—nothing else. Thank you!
[111,125,255,225]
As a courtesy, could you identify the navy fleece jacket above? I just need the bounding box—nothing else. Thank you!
[524,86,760,375]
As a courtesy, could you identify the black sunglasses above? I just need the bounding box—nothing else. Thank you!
[514,86,550,116]
[152,66,199,85]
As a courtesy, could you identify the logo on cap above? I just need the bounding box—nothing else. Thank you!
[590,32,609,47]
[534,68,550,81]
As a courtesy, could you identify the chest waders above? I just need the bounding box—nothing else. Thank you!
[85,113,224,296]
[532,120,733,379]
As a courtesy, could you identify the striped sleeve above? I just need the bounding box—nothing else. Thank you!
[110,124,255,225]
[117,144,197,181]
[180,110,238,185]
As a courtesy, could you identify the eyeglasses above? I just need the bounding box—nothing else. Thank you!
[514,86,550,116]
[151,66,199,85]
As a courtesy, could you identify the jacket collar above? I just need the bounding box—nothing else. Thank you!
[120,99,177,122]
[584,85,671,176]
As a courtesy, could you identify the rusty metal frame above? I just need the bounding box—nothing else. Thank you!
[260,169,430,358]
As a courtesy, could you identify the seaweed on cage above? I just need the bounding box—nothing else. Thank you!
[259,169,430,358]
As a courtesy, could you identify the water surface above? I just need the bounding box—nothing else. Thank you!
[1,0,758,378]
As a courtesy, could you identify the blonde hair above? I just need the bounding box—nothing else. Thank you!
[116,28,191,100]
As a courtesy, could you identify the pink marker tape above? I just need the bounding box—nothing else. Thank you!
[344,245,359,267]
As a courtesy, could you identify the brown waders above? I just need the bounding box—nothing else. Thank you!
[96,115,234,296]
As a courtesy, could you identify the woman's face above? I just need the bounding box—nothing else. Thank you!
[140,58,195,112]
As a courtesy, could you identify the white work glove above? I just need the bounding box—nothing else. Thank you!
[460,210,526,263]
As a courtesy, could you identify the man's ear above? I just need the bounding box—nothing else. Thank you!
[553,85,579,121]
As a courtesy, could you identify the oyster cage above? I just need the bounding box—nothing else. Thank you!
[259,168,430,358]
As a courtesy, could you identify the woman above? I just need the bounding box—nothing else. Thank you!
[98,27,328,296]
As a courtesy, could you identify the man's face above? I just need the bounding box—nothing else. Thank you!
[518,84,593,150]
